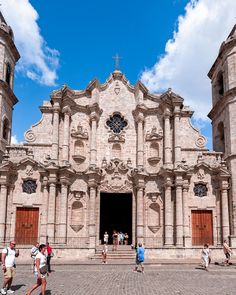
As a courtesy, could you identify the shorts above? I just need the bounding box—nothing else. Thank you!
[225,252,231,259]
[34,271,47,279]
[136,260,144,267]
[4,267,15,279]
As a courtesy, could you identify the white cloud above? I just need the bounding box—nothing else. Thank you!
[11,135,22,145]
[1,0,59,86]
[141,0,236,122]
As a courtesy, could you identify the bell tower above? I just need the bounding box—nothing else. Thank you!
[208,24,236,244]
[0,12,20,161]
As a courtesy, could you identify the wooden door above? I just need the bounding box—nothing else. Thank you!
[15,208,39,245]
[192,210,213,245]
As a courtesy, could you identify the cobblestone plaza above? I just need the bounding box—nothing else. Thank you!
[8,264,236,295]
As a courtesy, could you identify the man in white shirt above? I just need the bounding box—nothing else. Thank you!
[1,241,19,295]
[30,243,39,273]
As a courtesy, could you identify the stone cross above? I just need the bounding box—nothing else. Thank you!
[112,53,122,71]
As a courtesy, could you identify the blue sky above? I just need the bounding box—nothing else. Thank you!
[2,0,236,148]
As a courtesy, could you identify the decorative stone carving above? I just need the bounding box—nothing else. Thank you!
[22,179,37,194]
[70,225,84,233]
[24,129,36,142]
[114,82,120,95]
[108,133,125,143]
[25,165,33,176]
[197,168,205,180]
[71,125,88,139]
[193,183,208,198]
[70,200,84,233]
[146,126,163,141]
[195,135,207,148]
[106,113,128,134]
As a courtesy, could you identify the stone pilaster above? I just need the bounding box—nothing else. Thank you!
[221,178,230,240]
[58,181,69,244]
[175,174,183,246]
[164,177,173,246]
[174,106,181,167]
[52,104,60,161]
[86,167,102,249]
[137,114,144,168]
[5,184,14,242]
[164,110,172,168]
[0,183,8,242]
[182,180,191,247]
[41,176,48,243]
[62,106,71,163]
[47,174,57,243]
[137,186,144,244]
[88,105,102,167]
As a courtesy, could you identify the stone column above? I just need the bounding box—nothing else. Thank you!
[164,111,172,167]
[175,175,183,246]
[41,177,48,243]
[52,105,60,161]
[137,115,144,168]
[89,184,97,248]
[0,183,8,242]
[174,106,181,167]
[62,106,71,163]
[59,182,68,244]
[164,178,173,245]
[221,179,230,240]
[182,180,191,247]
[47,181,57,243]
[5,185,14,242]
[90,114,97,167]
[136,186,144,243]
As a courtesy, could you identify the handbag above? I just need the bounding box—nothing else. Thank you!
[39,265,48,274]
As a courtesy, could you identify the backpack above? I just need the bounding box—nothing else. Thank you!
[137,247,145,262]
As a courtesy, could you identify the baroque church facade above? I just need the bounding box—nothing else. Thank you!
[1,12,236,258]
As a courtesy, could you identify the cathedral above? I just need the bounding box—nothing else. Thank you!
[1,11,236,258]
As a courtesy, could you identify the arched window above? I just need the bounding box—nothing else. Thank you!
[214,121,225,153]
[217,72,224,96]
[112,143,121,159]
[2,118,9,141]
[5,63,11,86]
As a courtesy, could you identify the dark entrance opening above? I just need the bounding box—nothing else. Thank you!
[100,192,132,244]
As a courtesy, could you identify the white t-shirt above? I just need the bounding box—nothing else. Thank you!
[34,252,47,272]
[2,247,15,267]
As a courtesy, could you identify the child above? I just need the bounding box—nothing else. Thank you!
[102,243,108,264]
[201,244,210,271]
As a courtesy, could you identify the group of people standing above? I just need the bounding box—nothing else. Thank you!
[103,231,129,249]
[1,241,53,295]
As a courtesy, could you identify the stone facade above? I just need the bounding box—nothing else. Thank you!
[0,13,236,258]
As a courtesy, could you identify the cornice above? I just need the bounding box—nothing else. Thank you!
[208,87,236,119]
[0,80,18,106]
[0,27,20,62]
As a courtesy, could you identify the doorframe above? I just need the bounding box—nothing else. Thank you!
[96,190,134,246]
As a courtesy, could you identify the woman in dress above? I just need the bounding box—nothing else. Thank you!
[124,233,129,245]
[26,244,48,295]
[201,243,210,271]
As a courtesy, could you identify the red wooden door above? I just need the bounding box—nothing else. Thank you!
[15,208,39,245]
[192,210,213,245]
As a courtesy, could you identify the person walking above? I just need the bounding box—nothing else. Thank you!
[201,244,210,271]
[124,233,129,245]
[119,232,124,245]
[223,239,232,265]
[30,242,39,273]
[134,243,145,273]
[46,242,53,273]
[1,240,19,295]
[26,244,48,295]
[102,243,108,264]
[103,232,109,245]
[112,231,118,251]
